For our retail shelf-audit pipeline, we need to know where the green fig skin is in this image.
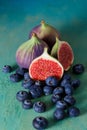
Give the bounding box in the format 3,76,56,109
16,33,48,69
51,38,74,71
29,21,60,50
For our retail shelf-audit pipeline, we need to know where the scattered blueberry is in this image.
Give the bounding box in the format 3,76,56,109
71,79,80,89
16,90,29,102
22,99,33,109
24,72,30,80
67,106,80,117
72,64,84,74
16,67,28,76
60,79,70,88
64,83,73,95
64,95,76,106
2,65,12,73
56,100,67,110
33,116,48,130
29,85,43,98
51,94,61,104
33,101,46,113
54,108,66,120
35,80,45,87
22,78,35,89
53,87,64,95
43,86,53,95
63,73,71,81
10,73,22,82
45,76,59,87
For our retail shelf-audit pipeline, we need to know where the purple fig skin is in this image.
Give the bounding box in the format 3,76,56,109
29,21,60,50
16,33,48,69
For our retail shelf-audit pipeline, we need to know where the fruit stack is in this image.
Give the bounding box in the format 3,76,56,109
2,21,85,130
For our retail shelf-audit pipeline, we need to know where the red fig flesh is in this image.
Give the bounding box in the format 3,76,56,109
29,48,64,81
51,38,74,71
58,41,74,71
29,21,60,50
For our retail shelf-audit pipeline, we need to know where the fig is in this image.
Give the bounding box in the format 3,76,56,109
29,47,64,81
51,38,74,71
16,33,48,69
29,20,60,50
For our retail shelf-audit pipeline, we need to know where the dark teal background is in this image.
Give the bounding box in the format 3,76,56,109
0,0,87,130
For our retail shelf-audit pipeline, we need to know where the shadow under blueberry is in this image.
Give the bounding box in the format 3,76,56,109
11,63,18,72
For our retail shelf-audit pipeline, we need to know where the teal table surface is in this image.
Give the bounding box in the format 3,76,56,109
0,1,87,130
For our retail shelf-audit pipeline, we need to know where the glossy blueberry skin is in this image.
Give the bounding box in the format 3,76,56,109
29,85,43,98
62,73,71,81
56,100,68,110
60,79,70,88
45,76,59,87
64,83,73,95
2,65,12,73
33,101,46,113
51,94,61,104
64,95,76,106
72,64,84,74
22,78,35,89
67,106,80,117
22,99,33,109
10,73,22,82
35,80,45,87
24,72,30,80
43,86,53,95
71,79,80,89
53,87,64,95
16,67,28,76
33,116,48,130
54,108,66,120
16,90,29,102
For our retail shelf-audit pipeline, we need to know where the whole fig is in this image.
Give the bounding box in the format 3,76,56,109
16,33,48,69
29,20,60,50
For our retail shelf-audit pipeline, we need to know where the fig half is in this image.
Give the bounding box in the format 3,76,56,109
51,38,74,71
29,47,64,81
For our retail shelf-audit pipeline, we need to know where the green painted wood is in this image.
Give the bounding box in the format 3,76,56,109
0,1,87,130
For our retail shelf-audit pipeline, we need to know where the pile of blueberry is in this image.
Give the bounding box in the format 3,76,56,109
2,64,85,129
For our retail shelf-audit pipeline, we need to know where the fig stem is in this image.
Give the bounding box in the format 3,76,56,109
41,20,45,25
32,32,36,37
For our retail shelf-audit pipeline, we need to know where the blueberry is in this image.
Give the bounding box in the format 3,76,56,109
22,99,33,109
56,100,68,110
71,79,80,89
43,86,53,95
16,90,29,102
45,76,59,87
67,106,80,117
33,116,48,130
51,94,61,104
63,73,71,81
24,72,30,80
64,83,73,95
72,64,84,74
64,95,76,106
54,108,66,120
29,85,43,98
35,80,45,87
33,101,46,113
22,78,35,89
10,73,22,82
16,67,28,76
53,87,64,95
2,65,12,73
60,79,70,87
